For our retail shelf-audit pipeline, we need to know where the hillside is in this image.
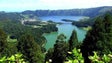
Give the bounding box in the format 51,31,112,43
0,6,112,63
22,6,112,17
0,12,22,22
0,6,112,23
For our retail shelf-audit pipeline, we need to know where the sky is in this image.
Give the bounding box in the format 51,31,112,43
0,0,112,12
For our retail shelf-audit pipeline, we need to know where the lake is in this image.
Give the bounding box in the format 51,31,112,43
39,16,82,23
39,16,87,50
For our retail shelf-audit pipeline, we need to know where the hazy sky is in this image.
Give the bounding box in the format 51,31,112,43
0,0,112,12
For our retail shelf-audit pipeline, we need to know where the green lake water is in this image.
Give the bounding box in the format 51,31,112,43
40,16,87,50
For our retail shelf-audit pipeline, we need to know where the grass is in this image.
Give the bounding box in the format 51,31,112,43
7,36,17,43
82,26,92,31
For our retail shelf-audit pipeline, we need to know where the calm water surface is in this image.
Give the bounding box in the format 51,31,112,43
40,16,87,50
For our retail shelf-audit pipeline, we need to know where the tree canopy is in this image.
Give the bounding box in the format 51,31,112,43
69,30,78,51
0,29,8,57
81,13,112,63
17,34,44,63
51,34,68,63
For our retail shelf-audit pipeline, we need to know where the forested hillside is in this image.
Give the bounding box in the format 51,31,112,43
22,6,112,17
0,6,112,63
0,10,58,63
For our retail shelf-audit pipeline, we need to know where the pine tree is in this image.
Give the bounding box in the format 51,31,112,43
45,48,53,62
81,13,112,63
52,34,68,63
17,34,44,63
69,30,78,51
0,29,8,57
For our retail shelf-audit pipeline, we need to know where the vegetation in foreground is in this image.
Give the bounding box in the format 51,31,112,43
0,13,112,63
45,13,112,63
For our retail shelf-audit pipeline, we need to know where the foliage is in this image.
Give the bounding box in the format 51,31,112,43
41,24,58,33
89,52,112,63
0,53,26,63
17,34,44,63
24,21,41,25
65,49,112,63
65,48,84,63
81,13,112,63
3,22,30,39
2,20,57,45
57,34,66,42
3,21,45,45
69,30,78,51
7,36,17,43
72,18,95,27
0,29,8,57
0,12,22,22
51,34,69,63
82,26,92,31
45,48,54,62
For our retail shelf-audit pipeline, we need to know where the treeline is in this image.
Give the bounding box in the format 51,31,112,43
72,12,112,27
0,13,58,63
0,12,23,22
1,21,44,45
0,11,58,44
24,21,58,33
1,13,112,63
45,30,79,63
45,13,112,63
0,29,44,63
0,10,112,63
0,11,59,62
22,6,112,17
81,13,112,63
2,21,57,44
72,17,95,27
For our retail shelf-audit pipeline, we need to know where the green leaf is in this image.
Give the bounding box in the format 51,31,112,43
102,54,110,62
0,56,6,62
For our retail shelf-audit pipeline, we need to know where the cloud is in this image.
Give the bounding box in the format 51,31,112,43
38,0,112,9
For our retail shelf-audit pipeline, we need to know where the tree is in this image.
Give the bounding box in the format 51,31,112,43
69,30,78,51
0,29,8,57
81,13,112,63
17,34,44,63
51,34,68,63
45,48,54,62
57,34,66,42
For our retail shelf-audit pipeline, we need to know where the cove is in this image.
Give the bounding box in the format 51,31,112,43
40,16,87,50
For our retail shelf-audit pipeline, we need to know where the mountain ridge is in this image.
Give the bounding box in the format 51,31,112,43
22,6,112,17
